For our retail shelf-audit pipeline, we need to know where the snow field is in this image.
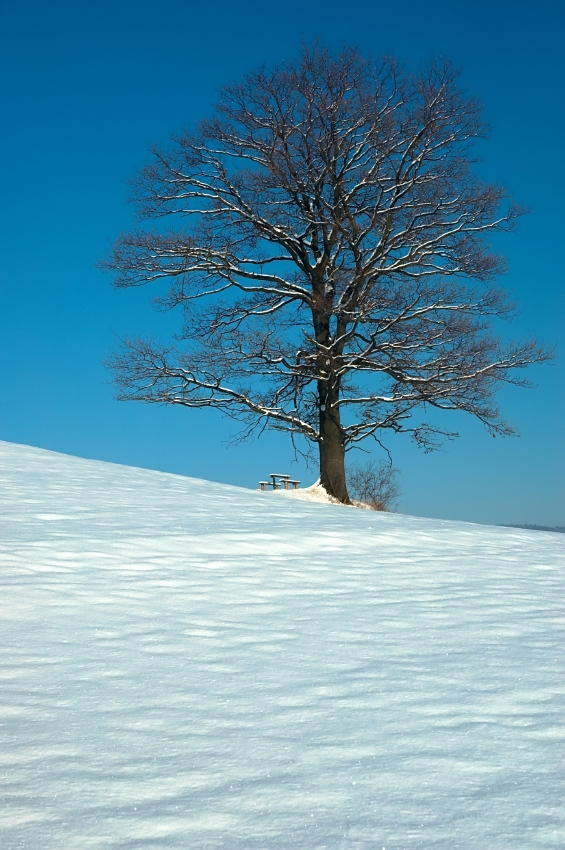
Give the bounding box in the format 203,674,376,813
0,440,563,849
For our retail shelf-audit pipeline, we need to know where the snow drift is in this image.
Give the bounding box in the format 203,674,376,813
0,440,563,849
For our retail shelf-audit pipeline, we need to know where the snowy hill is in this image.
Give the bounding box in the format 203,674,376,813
1,441,563,849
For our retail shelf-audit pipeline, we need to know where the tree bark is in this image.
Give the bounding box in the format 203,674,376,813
318,390,350,504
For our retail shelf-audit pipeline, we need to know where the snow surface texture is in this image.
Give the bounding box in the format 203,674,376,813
1,441,563,850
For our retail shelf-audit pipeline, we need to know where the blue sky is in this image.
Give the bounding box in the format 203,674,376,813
0,0,563,526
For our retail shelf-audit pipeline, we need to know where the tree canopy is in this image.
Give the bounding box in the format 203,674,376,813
103,45,550,502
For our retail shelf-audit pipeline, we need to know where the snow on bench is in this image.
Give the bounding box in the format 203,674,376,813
259,473,300,491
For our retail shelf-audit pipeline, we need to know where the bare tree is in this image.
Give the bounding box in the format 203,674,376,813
347,461,400,511
102,46,551,504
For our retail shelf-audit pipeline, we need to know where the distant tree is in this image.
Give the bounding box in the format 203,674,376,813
102,45,551,504
347,461,400,511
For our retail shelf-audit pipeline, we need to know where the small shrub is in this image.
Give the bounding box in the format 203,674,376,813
347,461,400,511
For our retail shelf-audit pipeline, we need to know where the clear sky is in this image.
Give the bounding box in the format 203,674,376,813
0,0,563,526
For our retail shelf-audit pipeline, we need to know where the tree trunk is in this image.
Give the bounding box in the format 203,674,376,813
318,398,350,504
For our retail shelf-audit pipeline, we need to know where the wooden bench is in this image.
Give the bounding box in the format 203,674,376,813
259,474,300,490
